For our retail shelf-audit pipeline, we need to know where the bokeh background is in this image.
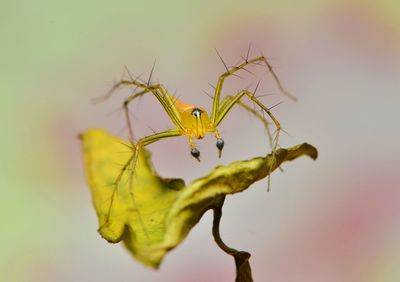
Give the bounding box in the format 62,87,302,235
2,0,400,281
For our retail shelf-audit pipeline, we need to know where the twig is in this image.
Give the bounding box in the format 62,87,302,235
212,196,253,282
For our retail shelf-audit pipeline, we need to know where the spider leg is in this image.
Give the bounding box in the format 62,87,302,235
216,90,281,148
211,55,295,123
216,95,283,172
218,95,274,150
105,128,181,239
121,85,184,144
97,80,185,237
215,90,282,191
94,80,184,139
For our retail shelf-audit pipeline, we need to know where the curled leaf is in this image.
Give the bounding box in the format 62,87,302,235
81,129,318,268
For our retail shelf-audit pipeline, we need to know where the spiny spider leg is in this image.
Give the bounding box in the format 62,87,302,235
104,129,181,238
211,55,295,123
233,99,285,173
104,154,134,225
218,95,274,149
97,77,186,238
98,80,184,132
216,90,281,147
215,90,283,191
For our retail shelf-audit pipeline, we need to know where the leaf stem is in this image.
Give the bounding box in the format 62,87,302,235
212,196,253,282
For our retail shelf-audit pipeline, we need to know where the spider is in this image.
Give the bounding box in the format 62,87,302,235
95,52,295,235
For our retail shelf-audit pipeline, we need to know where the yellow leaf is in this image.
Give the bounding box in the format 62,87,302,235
81,129,318,268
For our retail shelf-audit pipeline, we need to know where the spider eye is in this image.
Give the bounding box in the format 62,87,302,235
191,108,202,118
216,138,224,150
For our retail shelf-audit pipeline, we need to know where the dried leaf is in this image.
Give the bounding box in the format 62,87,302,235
81,129,318,268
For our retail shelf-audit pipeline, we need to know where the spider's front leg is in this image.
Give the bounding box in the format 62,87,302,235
214,90,283,191
122,83,184,142
215,90,282,151
211,56,269,123
94,78,185,142
219,95,275,150
210,55,295,123
105,129,182,238
132,129,183,172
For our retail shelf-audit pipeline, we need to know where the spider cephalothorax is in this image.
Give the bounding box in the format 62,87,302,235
178,104,214,142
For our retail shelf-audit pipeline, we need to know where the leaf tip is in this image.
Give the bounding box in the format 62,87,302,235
301,143,318,160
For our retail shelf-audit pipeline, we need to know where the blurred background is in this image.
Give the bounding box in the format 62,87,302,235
2,0,400,281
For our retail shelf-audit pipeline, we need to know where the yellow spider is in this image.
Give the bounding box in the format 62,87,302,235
95,52,295,234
